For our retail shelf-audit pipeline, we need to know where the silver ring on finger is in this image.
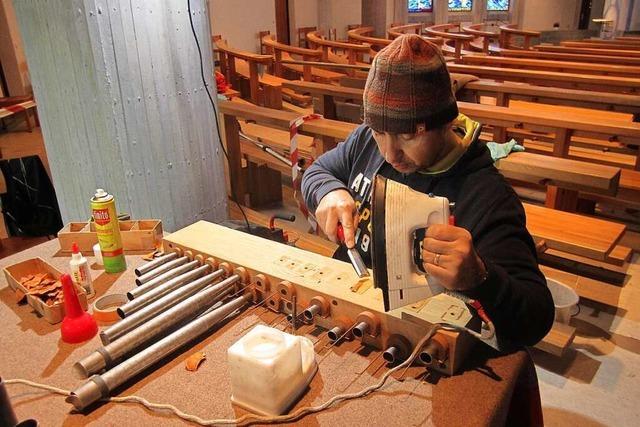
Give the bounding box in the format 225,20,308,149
434,253,441,266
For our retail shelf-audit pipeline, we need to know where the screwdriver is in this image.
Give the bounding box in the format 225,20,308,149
337,224,370,278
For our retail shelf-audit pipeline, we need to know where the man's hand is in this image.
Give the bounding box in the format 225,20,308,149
421,224,487,291
315,189,358,248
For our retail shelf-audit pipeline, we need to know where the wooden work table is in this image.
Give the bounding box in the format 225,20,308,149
1,239,539,426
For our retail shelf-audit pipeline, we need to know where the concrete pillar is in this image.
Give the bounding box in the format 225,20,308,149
433,0,448,24
362,0,387,37
473,0,487,24
13,0,227,231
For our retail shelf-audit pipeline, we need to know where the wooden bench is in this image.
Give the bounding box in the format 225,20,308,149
297,26,317,48
534,320,576,357
561,40,640,50
461,23,500,54
215,39,313,109
387,22,424,38
0,97,37,132
459,55,640,78
447,63,640,94
523,203,625,261
580,37,640,45
425,23,476,59
213,39,280,107
501,49,640,66
461,79,640,118
498,24,540,50
387,23,444,46
305,31,371,64
260,33,346,83
347,26,392,51
500,47,640,66
534,44,640,58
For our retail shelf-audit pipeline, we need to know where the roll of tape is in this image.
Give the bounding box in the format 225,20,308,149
92,293,128,323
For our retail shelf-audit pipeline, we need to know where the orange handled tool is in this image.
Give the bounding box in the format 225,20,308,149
337,224,369,278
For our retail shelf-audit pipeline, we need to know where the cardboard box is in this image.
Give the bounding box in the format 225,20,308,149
57,219,163,253
4,257,88,324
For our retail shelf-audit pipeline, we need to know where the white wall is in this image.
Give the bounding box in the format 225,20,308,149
208,0,276,52
311,0,362,39
331,0,361,38
520,0,581,31
289,0,319,44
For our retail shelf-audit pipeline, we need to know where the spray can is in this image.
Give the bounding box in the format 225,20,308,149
91,189,127,273
70,242,95,298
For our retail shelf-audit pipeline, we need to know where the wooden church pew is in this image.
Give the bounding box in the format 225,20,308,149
447,63,640,94
458,55,640,78
500,48,640,66
534,44,640,58
260,33,346,83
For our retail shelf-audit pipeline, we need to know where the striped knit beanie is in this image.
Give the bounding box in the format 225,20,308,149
363,34,458,133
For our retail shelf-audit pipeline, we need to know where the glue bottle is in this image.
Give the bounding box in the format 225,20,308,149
70,242,95,298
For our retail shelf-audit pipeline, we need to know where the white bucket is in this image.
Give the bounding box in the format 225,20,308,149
546,278,579,324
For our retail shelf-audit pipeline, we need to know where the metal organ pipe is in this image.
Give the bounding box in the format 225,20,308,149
100,269,226,345
134,252,179,276
67,294,252,410
135,256,189,286
75,274,241,378
128,260,201,299
118,265,211,318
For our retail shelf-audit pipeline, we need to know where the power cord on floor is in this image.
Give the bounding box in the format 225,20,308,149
5,324,440,426
186,0,250,232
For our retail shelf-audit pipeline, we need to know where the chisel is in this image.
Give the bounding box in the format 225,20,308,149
337,224,370,278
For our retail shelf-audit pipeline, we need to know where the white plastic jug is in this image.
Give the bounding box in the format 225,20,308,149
227,325,317,415
546,278,580,324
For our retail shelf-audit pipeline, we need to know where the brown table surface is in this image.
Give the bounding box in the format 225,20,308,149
1,239,531,426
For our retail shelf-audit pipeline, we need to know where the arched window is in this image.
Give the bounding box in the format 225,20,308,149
487,0,510,11
448,0,473,12
408,0,433,13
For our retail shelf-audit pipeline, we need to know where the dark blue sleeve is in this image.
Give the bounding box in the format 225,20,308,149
301,125,370,213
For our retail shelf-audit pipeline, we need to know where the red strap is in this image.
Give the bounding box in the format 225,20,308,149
4,104,26,113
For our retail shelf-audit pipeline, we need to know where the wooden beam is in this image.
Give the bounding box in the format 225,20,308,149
535,321,576,357
223,114,246,204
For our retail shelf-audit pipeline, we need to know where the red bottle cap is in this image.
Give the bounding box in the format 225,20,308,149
72,242,79,254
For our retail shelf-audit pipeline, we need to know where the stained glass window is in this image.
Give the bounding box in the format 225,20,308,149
448,0,472,12
408,0,433,13
487,0,509,11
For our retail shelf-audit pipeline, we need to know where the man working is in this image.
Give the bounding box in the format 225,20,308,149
301,34,554,347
